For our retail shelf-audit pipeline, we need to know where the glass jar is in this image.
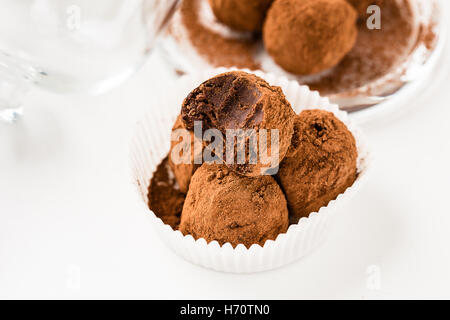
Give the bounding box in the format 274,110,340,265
0,0,179,122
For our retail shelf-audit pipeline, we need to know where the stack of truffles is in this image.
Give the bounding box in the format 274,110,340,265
148,71,358,248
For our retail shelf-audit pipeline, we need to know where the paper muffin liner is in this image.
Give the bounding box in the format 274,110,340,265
130,68,372,273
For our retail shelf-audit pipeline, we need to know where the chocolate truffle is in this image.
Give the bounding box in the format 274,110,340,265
148,157,185,230
168,115,202,193
209,0,273,32
347,0,383,16
277,110,357,223
181,71,295,176
263,0,358,75
179,164,289,248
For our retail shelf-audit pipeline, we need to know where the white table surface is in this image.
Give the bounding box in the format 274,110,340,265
1,23,450,300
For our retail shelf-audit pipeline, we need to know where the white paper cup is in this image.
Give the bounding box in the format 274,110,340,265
130,68,372,273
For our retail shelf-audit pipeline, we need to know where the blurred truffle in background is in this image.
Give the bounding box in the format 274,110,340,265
208,0,273,32
263,0,358,75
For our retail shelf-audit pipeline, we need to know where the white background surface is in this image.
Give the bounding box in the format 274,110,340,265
1,18,450,300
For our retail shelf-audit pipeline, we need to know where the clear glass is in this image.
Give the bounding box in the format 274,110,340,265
0,0,179,123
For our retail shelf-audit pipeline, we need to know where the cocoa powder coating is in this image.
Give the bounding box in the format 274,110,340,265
263,0,358,75
308,0,414,94
180,0,261,70
209,0,273,32
147,73,361,248
179,164,289,248
181,71,295,176
148,157,185,230
277,110,357,223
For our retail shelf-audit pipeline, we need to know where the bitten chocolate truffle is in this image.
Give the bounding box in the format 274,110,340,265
179,164,289,248
277,110,357,223
209,0,273,32
168,115,202,194
263,0,358,75
181,71,295,176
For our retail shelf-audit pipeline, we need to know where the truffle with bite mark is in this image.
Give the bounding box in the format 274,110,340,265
277,110,357,224
209,0,273,32
181,71,295,176
179,164,289,248
263,0,358,75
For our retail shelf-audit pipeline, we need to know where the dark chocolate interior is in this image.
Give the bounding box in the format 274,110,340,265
181,73,265,133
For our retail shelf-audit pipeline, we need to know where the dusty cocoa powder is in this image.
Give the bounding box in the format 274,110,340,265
180,0,261,70
307,0,415,94
209,0,273,32
263,0,358,75
179,164,289,248
148,157,185,230
277,110,357,223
